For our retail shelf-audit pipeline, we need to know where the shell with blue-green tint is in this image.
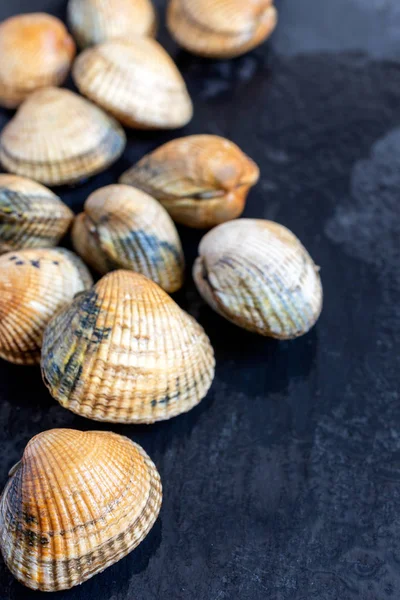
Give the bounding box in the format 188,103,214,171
41,270,215,423
193,219,323,339
72,184,185,293
0,175,74,254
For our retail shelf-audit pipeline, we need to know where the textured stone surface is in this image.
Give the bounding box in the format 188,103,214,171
0,1,399,598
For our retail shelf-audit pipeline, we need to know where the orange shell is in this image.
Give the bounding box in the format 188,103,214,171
167,0,277,59
0,248,93,365
0,13,76,109
0,429,162,591
120,135,260,228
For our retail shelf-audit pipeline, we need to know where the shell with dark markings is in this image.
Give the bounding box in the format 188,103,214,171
67,0,157,48
73,38,193,130
0,87,126,186
0,13,76,109
120,135,260,228
193,219,323,338
41,270,215,423
0,175,73,254
72,184,185,293
0,428,162,591
0,248,92,365
167,0,278,59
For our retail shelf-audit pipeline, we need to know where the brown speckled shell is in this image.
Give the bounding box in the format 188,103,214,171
120,135,259,228
193,219,323,338
67,0,157,48
0,13,76,109
73,38,193,129
0,175,73,254
0,87,126,186
0,248,93,365
0,429,162,591
72,184,185,293
167,0,277,59
41,270,215,423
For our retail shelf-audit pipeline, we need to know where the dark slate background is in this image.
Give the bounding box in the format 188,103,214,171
1,0,400,598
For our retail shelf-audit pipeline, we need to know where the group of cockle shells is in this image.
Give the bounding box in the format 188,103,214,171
0,0,323,594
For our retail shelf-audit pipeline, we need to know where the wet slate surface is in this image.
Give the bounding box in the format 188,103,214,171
1,1,400,599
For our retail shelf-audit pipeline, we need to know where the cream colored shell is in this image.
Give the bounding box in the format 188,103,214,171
0,13,76,108
167,0,278,59
41,270,215,423
67,0,157,48
193,219,323,338
73,38,193,129
0,248,93,365
0,175,73,254
0,429,162,591
120,135,260,228
72,184,185,293
0,87,126,186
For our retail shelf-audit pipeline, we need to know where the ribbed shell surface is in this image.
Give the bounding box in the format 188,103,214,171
67,0,157,48
73,39,193,129
0,87,126,186
167,0,278,59
0,429,162,591
72,184,184,292
120,135,260,228
0,175,74,254
193,219,323,339
0,248,93,365
0,13,76,108
41,270,215,423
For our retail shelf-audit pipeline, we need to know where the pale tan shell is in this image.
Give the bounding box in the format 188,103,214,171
0,428,162,591
0,13,76,109
193,219,323,338
41,270,215,423
0,175,73,254
167,0,278,59
72,184,185,292
73,38,193,129
120,135,260,228
0,87,126,186
0,248,93,365
67,0,157,48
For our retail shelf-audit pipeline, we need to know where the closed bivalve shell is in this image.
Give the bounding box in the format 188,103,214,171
67,0,157,48
72,184,184,293
0,87,126,186
167,0,278,59
73,39,193,130
0,429,162,591
41,270,215,423
0,175,73,254
193,219,323,339
0,248,93,365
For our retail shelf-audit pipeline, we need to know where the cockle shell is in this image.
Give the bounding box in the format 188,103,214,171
193,219,323,338
0,13,76,109
167,0,278,59
0,175,73,254
73,38,193,129
72,184,185,293
0,429,162,591
41,270,215,423
67,0,157,48
0,248,92,365
0,87,126,186
120,135,260,228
